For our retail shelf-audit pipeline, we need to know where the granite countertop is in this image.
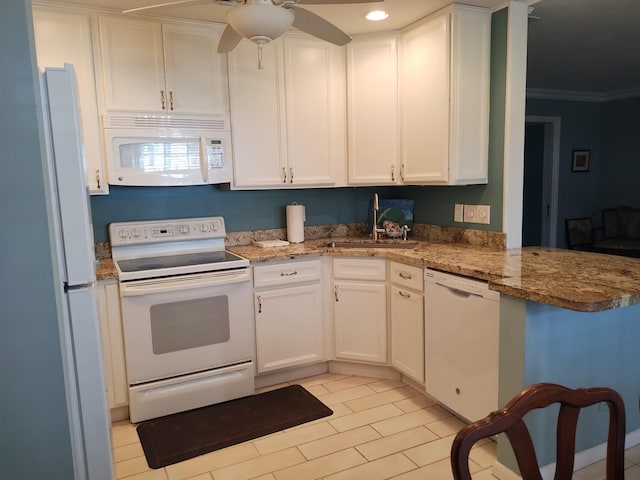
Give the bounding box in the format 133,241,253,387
227,238,640,313
95,237,640,313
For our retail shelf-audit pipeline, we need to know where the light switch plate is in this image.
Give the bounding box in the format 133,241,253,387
463,205,477,223
454,204,464,222
476,205,491,225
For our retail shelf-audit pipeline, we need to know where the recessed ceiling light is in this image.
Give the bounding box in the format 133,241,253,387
366,10,389,22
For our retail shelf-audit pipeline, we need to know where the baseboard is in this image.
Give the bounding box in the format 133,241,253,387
328,360,401,380
254,362,329,389
110,405,129,423
492,427,640,480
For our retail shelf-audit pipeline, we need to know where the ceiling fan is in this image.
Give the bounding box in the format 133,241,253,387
123,0,378,54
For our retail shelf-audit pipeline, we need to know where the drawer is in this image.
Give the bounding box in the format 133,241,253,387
253,259,322,289
389,262,423,292
332,257,386,281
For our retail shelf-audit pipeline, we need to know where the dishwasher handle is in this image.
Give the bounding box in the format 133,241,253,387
435,281,482,298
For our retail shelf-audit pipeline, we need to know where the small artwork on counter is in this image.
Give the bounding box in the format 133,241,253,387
368,199,414,237
571,149,590,172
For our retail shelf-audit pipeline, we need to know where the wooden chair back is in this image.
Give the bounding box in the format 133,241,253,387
450,383,626,480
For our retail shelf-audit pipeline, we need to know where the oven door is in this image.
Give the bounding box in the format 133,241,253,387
119,268,254,385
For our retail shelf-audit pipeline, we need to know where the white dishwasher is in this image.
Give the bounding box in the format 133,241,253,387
424,268,500,422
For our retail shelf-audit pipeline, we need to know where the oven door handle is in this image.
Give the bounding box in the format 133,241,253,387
120,270,250,296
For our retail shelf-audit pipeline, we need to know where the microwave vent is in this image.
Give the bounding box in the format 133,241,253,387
104,114,227,131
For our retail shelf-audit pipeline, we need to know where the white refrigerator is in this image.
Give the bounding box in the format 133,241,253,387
41,64,114,479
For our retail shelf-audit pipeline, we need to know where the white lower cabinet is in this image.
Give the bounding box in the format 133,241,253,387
253,259,325,374
95,280,128,409
332,258,387,364
389,262,424,383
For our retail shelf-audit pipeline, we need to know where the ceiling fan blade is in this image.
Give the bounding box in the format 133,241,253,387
296,0,376,4
289,6,351,46
217,23,243,53
122,0,210,14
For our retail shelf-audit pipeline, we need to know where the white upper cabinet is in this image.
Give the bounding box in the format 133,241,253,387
401,5,490,185
228,33,346,189
346,33,400,185
33,7,108,195
98,16,228,119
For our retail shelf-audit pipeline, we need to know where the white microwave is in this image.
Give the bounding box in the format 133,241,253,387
103,114,232,187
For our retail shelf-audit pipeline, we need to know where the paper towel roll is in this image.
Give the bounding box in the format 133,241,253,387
286,204,305,243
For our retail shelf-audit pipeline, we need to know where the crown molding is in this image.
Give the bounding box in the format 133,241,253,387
527,87,640,103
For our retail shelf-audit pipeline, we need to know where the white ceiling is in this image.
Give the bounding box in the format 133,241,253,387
526,0,640,96
39,0,638,97
38,0,505,36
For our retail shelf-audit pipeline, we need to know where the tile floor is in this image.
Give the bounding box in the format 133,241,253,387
111,373,640,480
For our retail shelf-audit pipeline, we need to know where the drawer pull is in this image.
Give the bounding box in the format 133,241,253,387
280,271,298,277
399,272,412,280
399,290,411,299
334,285,339,302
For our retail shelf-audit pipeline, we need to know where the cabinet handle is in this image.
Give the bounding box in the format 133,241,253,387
169,90,174,111
95,169,101,189
334,285,339,302
280,271,298,277
391,165,395,182
289,167,294,184
400,164,405,182
399,272,412,280
257,295,262,314
160,90,165,110
282,167,287,183
398,290,411,299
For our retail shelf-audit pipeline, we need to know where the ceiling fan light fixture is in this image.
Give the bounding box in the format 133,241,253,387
365,10,389,22
227,4,294,45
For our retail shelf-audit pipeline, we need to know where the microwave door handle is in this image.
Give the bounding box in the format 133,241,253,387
199,135,208,183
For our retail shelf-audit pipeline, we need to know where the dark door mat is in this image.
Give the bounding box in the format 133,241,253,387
136,384,333,469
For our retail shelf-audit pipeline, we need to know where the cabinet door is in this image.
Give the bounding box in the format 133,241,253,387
390,285,424,383
96,282,128,409
347,34,399,185
401,13,450,183
162,22,228,117
99,16,166,112
283,35,344,187
333,280,387,364
228,39,286,187
33,8,107,194
255,284,324,373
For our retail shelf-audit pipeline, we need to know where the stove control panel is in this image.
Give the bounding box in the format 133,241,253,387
110,217,226,246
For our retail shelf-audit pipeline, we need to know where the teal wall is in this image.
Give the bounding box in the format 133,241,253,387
499,297,640,471
0,0,75,478
90,9,509,243
526,95,640,247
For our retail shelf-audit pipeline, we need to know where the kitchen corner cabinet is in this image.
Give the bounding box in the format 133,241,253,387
346,33,400,185
253,259,325,374
95,280,128,409
98,16,228,118
332,258,387,364
389,262,424,384
400,4,490,185
33,7,108,194
228,33,346,189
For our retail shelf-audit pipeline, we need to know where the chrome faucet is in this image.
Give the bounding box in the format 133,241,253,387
372,193,385,241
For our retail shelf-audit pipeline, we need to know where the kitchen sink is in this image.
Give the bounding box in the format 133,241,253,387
326,240,419,249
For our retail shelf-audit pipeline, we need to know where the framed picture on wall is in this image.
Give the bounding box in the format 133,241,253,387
571,150,591,172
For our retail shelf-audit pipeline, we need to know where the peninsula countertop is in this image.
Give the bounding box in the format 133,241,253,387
95,237,640,313
226,238,640,313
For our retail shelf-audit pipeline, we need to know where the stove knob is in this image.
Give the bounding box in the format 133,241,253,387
131,228,141,238
199,224,209,232
211,222,219,231
119,229,129,239
178,225,189,234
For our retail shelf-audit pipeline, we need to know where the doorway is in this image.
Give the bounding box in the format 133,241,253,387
523,115,560,247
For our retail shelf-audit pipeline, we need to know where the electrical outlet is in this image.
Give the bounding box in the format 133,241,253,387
454,204,464,222
476,205,491,225
463,205,477,222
